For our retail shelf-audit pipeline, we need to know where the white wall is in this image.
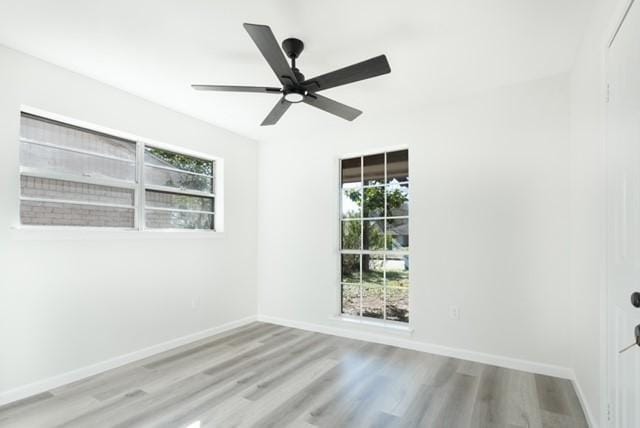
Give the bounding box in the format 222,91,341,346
0,45,258,398
0,13,615,421
568,0,625,425
258,74,573,371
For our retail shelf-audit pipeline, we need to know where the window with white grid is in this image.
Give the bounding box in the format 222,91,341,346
19,112,217,231
340,149,409,323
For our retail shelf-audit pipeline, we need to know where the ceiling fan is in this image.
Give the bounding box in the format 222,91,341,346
192,23,391,126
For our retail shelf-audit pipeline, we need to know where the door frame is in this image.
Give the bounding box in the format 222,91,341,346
604,1,638,426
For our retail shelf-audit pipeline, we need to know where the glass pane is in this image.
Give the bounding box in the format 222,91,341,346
363,153,385,186
20,200,134,227
146,190,214,212
21,114,136,160
362,286,384,319
363,220,385,250
145,209,214,229
387,149,408,183
386,183,409,217
21,176,134,206
387,218,409,250
363,187,384,218
145,147,213,176
341,254,361,283
144,166,213,193
362,255,384,287
341,157,361,185
386,287,409,322
341,184,361,219
385,255,409,288
21,142,136,182
341,284,360,316
341,220,361,250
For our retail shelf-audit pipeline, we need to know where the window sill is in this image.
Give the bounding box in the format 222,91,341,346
329,315,414,336
9,225,225,241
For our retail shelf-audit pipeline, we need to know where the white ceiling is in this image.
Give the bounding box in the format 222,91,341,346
0,0,593,143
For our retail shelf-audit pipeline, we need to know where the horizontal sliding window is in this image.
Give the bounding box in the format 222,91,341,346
19,112,219,231
339,149,409,323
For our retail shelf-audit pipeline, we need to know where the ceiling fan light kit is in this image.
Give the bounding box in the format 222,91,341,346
192,23,391,126
283,90,305,103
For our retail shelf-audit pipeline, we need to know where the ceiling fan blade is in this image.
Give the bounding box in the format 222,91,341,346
303,93,362,121
243,23,298,87
261,98,291,126
192,84,281,94
302,55,391,92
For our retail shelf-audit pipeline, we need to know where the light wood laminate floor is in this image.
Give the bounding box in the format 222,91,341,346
0,322,588,427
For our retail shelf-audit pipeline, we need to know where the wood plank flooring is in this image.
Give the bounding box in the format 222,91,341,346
0,322,588,427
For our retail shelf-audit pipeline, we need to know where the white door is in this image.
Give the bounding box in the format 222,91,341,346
607,1,640,426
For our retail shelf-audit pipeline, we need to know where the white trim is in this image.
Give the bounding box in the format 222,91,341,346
20,196,135,210
144,162,214,179
0,315,257,407
20,137,136,164
340,144,410,160
383,153,388,320
9,225,225,240
361,181,409,191
603,3,637,426
340,249,409,256
330,314,413,335
341,215,409,221
144,184,215,199
256,314,575,380
571,371,599,428
340,282,408,291
140,228,218,234
20,167,137,190
136,140,145,230
144,206,214,215
213,158,224,233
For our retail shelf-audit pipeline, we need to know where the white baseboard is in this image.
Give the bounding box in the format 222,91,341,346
0,315,257,407
257,314,574,380
570,371,598,428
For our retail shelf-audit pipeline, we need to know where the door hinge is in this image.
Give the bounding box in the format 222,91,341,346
606,83,610,103
607,402,612,421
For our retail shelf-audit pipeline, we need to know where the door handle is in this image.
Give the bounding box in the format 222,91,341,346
619,324,640,354
632,292,640,308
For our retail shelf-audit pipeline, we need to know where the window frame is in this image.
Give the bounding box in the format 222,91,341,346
337,147,410,328
141,144,216,231
16,107,223,234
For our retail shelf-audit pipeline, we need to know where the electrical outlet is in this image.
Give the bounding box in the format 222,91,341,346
450,306,460,320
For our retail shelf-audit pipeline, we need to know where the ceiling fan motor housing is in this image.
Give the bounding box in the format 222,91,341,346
282,38,304,59
282,38,306,83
